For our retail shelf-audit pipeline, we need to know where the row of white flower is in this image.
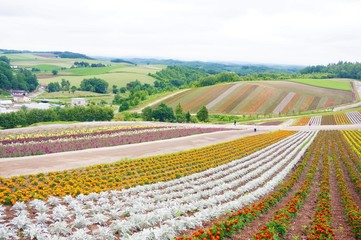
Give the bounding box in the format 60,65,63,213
0,131,318,240
346,111,361,124
308,116,321,126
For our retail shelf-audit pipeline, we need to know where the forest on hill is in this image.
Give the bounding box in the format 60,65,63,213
300,61,361,79
0,56,38,93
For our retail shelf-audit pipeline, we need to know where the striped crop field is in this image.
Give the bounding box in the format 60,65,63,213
158,81,353,114
293,112,361,126
2,129,361,239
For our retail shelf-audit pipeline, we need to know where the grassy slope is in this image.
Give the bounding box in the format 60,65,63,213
288,78,352,91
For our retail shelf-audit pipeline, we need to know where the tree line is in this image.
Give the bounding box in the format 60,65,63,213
0,56,39,92
300,61,361,79
0,105,114,129
141,103,208,123
47,78,108,94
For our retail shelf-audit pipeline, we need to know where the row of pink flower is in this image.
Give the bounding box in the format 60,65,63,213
0,127,230,158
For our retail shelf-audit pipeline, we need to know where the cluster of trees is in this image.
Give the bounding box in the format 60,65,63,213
0,56,39,92
47,79,77,93
72,61,106,68
300,61,361,79
0,105,114,129
113,80,158,111
80,78,108,93
150,66,208,90
141,103,208,123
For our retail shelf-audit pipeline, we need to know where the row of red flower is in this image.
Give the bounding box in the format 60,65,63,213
0,127,229,158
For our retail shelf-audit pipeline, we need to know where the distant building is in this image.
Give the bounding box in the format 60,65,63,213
71,98,88,106
12,90,31,103
13,96,31,103
12,90,26,96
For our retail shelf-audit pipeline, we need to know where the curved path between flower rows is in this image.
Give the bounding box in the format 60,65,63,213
0,122,360,178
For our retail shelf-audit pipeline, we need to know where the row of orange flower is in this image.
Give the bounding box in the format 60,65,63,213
0,130,295,205
308,135,334,239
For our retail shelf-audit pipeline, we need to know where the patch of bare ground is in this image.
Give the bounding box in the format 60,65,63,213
284,160,322,239
329,161,356,240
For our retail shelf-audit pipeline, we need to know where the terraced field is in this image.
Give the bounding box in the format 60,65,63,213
158,81,353,115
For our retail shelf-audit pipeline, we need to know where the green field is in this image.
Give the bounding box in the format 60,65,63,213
0,53,164,88
288,78,352,91
62,66,125,76
35,90,114,104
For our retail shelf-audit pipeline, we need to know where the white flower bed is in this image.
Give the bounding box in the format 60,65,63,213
308,116,321,126
346,111,361,124
0,131,318,240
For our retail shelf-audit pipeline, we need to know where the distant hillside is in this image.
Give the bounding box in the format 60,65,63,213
0,49,93,59
110,59,135,64
121,58,302,75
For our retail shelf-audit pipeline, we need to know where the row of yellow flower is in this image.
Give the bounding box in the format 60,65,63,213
292,117,310,126
0,130,295,205
334,113,352,125
342,130,361,162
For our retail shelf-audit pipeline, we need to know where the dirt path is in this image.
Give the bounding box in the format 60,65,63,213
0,129,267,178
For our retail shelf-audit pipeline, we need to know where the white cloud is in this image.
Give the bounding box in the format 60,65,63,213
0,0,360,65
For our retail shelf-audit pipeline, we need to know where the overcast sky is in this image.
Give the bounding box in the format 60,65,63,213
0,0,360,65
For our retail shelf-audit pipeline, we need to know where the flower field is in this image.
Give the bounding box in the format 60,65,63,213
158,81,353,115
181,130,361,240
292,111,361,126
0,126,231,158
1,128,361,239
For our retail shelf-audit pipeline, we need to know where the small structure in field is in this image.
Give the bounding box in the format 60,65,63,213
71,98,88,106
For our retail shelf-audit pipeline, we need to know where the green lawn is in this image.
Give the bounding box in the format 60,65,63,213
62,66,126,76
288,78,352,91
32,64,63,71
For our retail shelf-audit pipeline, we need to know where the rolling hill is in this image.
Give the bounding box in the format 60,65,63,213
156,80,354,115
